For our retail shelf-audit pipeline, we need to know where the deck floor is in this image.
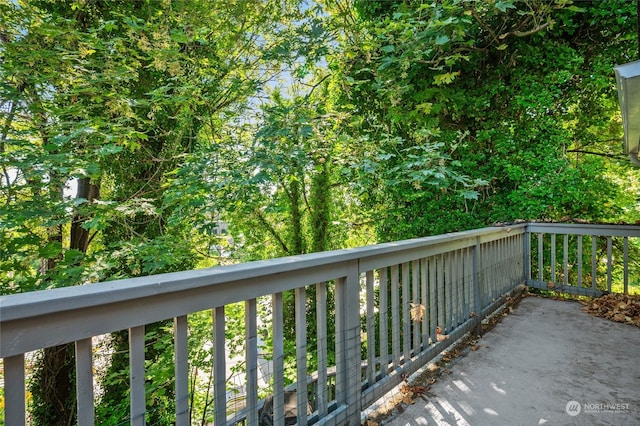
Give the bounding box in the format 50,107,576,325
386,296,640,426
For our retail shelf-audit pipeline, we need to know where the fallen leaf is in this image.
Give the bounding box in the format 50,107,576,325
410,303,426,322
470,345,479,351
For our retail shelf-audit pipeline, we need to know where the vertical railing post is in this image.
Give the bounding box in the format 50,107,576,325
316,282,329,417
129,325,146,426
246,298,259,426
472,237,482,334
401,262,410,363
213,307,227,426
4,354,26,426
76,337,95,426
335,260,362,423
623,237,629,295
174,316,189,426
272,293,285,425
550,234,556,287
294,287,308,426
523,225,531,284
365,271,376,387
379,268,389,377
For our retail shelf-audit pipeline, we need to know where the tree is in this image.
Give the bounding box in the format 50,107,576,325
331,0,638,241
1,0,308,423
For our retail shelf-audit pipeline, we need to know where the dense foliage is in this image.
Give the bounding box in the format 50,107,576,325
1,0,638,424
337,0,640,239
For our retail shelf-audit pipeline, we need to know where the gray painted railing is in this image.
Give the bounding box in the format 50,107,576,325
526,223,640,297
1,223,637,425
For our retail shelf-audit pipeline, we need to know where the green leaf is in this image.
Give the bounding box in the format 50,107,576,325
39,242,62,258
435,35,450,45
433,71,460,85
460,190,479,200
98,144,123,155
494,1,516,13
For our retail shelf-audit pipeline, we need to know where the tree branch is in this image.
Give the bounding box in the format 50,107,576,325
566,149,627,160
513,21,551,37
253,208,290,254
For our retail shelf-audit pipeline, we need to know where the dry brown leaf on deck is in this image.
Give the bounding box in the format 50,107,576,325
436,326,449,342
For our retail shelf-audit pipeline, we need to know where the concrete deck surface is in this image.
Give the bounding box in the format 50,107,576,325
387,296,640,426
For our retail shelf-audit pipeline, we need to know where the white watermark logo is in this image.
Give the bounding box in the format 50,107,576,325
566,400,631,416
566,400,581,416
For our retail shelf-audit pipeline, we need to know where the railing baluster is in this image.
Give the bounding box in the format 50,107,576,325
445,252,452,330
524,227,531,282
390,265,400,368
429,257,437,343
412,260,420,355
464,246,470,317
5,354,25,426
295,287,308,426
537,233,544,283
457,250,463,322
550,234,556,287
591,236,597,291
174,316,189,426
379,268,389,377
272,293,285,425
607,236,613,292
464,247,470,320
437,254,445,334
577,235,583,288
450,251,457,328
470,245,477,317
246,298,259,426
402,262,410,363
316,282,328,416
623,237,629,294
420,258,428,350
497,240,503,293
563,234,569,287
365,271,376,386
473,238,481,333
494,241,499,295
129,325,145,426
455,250,464,325
483,242,490,299
502,239,507,290
76,337,94,426
213,307,226,425
496,241,501,294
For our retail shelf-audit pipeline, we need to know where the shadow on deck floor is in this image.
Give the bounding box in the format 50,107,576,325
386,296,640,426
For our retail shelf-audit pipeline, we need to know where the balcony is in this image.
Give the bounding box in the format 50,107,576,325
1,222,639,425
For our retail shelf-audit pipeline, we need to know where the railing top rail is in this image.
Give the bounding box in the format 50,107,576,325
0,225,524,322
526,222,640,237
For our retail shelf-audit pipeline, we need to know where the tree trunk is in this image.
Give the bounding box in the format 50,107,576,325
31,177,99,426
70,177,100,252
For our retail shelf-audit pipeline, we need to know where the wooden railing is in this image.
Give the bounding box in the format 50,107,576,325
526,223,640,296
1,223,637,425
